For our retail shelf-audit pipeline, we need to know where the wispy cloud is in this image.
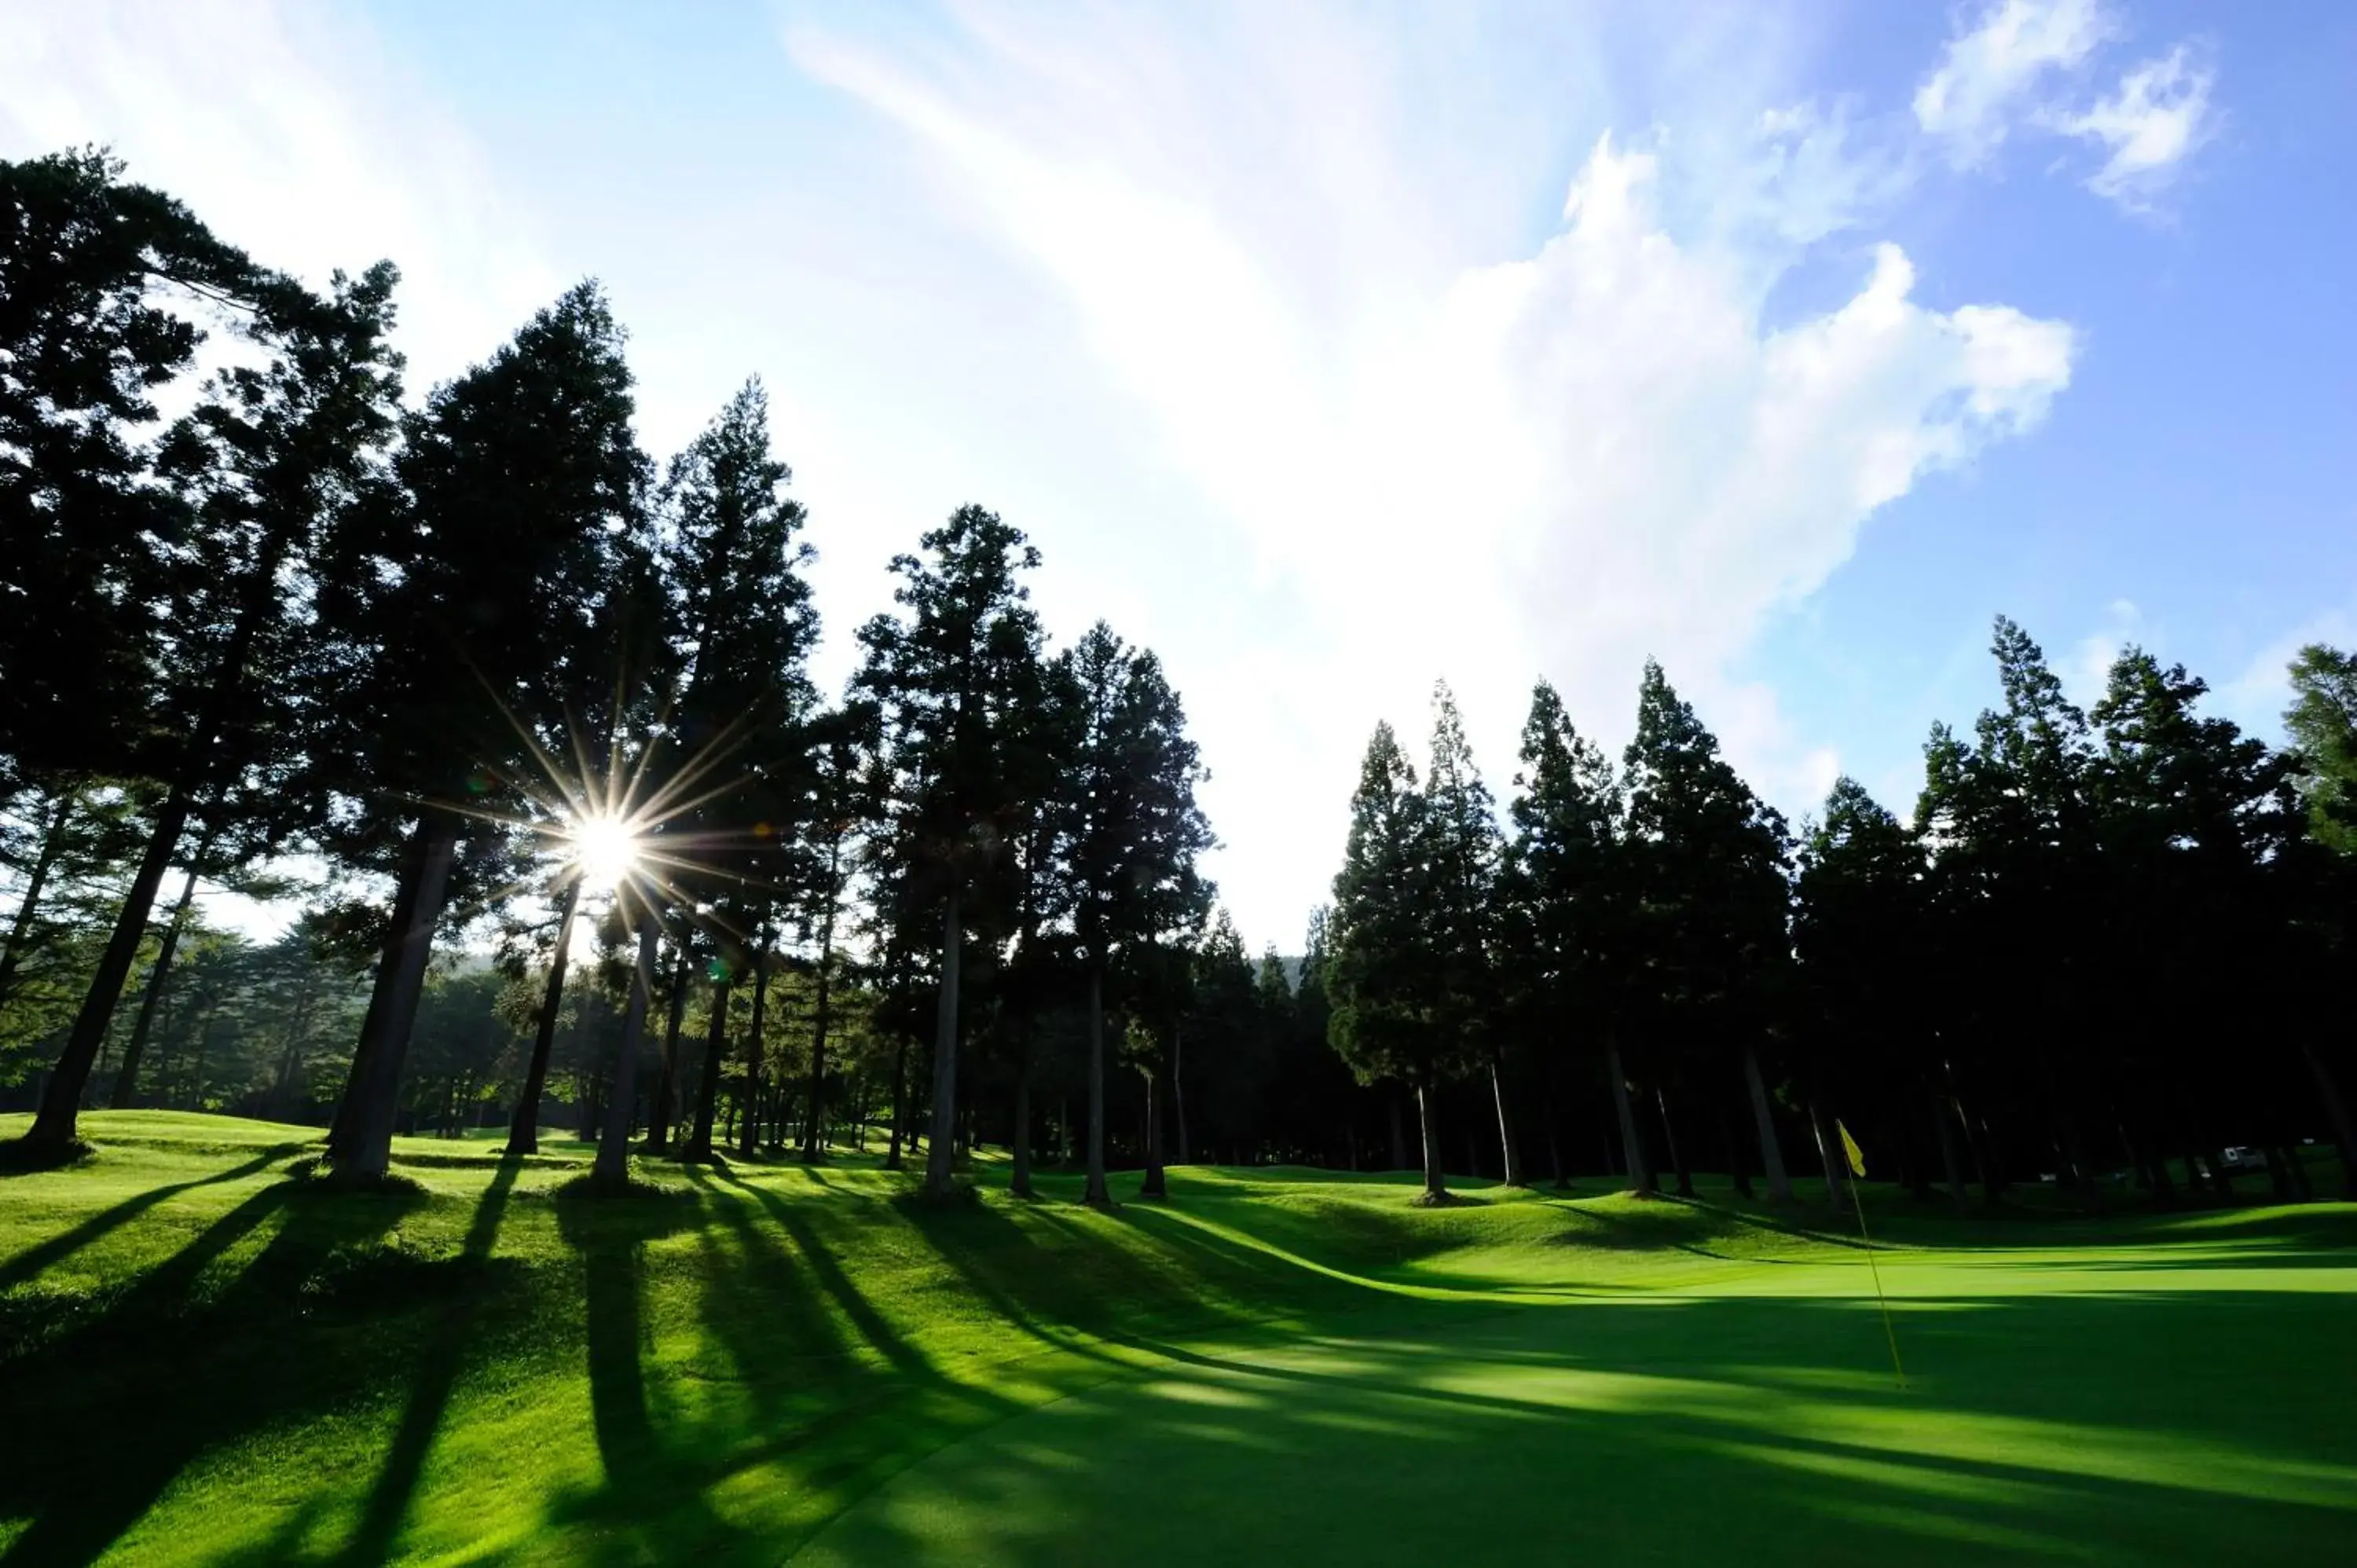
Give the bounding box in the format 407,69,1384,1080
790,6,2076,946
1914,0,2115,167
1910,0,2219,214
0,0,559,393
2055,46,2218,212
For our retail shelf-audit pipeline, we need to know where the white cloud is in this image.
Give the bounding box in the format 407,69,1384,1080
1914,0,2114,167
2054,46,2216,211
2066,597,2145,709
2218,610,2357,741
793,16,2076,951
0,0,560,395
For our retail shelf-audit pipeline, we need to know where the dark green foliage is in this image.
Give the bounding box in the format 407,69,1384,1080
2285,644,2357,853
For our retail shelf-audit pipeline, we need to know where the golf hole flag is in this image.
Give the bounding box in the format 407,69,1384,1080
1836,1119,1906,1390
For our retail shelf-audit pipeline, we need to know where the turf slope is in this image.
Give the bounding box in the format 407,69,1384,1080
2,1112,2352,1566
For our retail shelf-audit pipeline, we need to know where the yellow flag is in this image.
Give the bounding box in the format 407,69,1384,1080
1838,1119,1867,1179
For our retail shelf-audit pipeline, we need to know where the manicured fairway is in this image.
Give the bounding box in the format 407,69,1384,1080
2,1113,2352,1567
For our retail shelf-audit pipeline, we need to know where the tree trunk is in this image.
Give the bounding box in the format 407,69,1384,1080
26,527,296,1151
1415,1077,1448,1203
335,812,462,1179
646,948,688,1152
1726,1099,1754,1200
685,979,731,1160
112,836,216,1109
922,890,963,1199
1010,1055,1034,1198
269,967,320,1120
740,930,771,1160
1809,1096,1847,1205
1541,1079,1567,1189
23,776,196,1149
1172,1023,1190,1166
1083,960,1112,1205
508,874,583,1156
1935,1094,1971,1214
2298,1040,2357,1200
593,917,661,1189
885,1035,907,1170
1140,1068,1167,1199
801,868,838,1161
1656,1086,1694,1197
0,789,73,1009
1742,1042,1794,1204
1490,1056,1526,1186
1607,1037,1655,1194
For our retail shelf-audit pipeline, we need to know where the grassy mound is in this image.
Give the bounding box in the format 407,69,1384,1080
2,1111,2354,1566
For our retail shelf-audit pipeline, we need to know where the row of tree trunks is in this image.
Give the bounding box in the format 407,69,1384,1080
0,790,75,1010
1010,1057,1035,1198
684,975,731,1160
801,860,838,1161
24,775,198,1148
739,930,771,1160
108,823,220,1109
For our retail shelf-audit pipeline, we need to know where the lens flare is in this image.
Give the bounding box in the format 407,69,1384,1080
569,814,643,891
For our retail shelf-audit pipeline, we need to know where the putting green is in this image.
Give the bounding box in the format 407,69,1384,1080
796,1246,2357,1566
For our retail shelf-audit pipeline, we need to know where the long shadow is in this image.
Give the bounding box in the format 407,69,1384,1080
553,1191,759,1568
795,1280,2357,1568
0,1181,420,1568
712,1169,940,1385
677,1167,860,1427
334,1157,524,1566
0,1145,306,1292
892,1196,1139,1376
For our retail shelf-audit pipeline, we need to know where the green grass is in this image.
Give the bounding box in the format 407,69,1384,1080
2,1112,2353,1566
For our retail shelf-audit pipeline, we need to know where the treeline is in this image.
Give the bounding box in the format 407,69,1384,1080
1323,634,2357,1205
0,148,1226,1194
7,147,2355,1211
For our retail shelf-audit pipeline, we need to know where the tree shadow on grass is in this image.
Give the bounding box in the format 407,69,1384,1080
332,1156,525,1566
795,1288,2357,1568
676,1166,860,1429
0,1180,423,1568
0,1144,307,1293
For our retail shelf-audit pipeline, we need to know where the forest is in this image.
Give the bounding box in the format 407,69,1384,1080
5,145,2356,1218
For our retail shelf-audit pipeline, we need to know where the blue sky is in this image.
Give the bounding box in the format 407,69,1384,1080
4,0,2352,953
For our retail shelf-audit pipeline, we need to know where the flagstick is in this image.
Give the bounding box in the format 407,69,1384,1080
1846,1177,1907,1391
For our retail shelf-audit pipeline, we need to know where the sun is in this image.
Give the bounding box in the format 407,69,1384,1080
568,813,644,891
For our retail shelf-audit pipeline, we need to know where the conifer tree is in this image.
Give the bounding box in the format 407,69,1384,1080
1050,623,1214,1205
1,149,261,794
1420,684,1516,1183
854,506,1047,1199
1501,681,1637,1189
317,282,648,1181
1621,661,1792,1200
24,262,403,1152
1326,721,1467,1202
1794,779,1940,1204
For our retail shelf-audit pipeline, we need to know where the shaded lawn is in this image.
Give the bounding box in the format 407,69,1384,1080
0,1112,2352,1567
